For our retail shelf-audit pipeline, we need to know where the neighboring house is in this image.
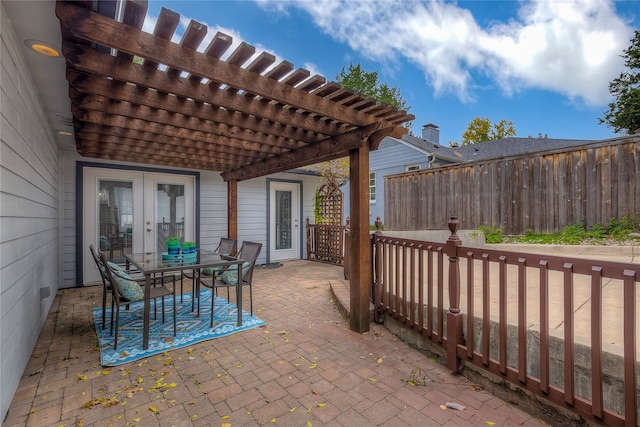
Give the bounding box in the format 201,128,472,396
342,123,460,225
1,4,325,419
448,136,597,163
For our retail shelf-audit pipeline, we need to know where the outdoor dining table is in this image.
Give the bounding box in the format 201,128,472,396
124,250,245,350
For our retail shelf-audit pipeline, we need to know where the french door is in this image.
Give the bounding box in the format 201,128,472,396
83,168,195,284
269,181,300,261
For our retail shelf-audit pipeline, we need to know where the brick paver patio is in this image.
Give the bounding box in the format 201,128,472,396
3,260,545,426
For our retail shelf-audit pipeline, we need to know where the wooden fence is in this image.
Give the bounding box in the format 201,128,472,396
384,136,640,234
306,218,346,265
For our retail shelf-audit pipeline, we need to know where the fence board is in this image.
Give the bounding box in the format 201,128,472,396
384,137,639,234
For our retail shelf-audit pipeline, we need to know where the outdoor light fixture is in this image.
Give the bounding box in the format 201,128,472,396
24,39,61,57
57,131,73,136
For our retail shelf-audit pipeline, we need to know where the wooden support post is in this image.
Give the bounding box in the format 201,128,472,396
349,145,371,333
227,180,238,242
445,216,464,372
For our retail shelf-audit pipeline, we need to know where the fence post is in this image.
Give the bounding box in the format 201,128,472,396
372,217,383,323
344,217,351,279
445,216,464,372
306,217,311,260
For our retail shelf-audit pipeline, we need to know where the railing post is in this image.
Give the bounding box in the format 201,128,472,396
372,217,383,322
344,217,351,279
445,216,464,372
306,217,311,260
374,216,383,235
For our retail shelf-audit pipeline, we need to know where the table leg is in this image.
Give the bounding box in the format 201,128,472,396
143,273,151,350
237,262,243,326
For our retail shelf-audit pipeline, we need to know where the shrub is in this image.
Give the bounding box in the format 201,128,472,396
607,216,638,241
479,225,503,243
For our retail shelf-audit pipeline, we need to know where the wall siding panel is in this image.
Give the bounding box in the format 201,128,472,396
1,8,60,420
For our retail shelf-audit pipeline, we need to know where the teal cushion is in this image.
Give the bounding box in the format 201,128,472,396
112,270,144,301
202,265,224,276
220,262,252,285
107,261,124,271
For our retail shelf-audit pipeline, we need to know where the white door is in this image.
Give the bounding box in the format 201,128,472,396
269,182,300,261
83,168,195,284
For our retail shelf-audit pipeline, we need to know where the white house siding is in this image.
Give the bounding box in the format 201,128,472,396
343,138,430,225
1,7,61,421
59,153,321,285
239,172,319,264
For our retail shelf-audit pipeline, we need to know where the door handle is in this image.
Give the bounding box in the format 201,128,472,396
147,228,153,232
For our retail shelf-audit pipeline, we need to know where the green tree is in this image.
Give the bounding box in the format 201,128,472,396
599,30,640,135
336,63,411,120
450,117,516,147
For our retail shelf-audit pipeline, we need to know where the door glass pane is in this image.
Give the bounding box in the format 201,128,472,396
156,183,185,253
276,190,292,250
98,180,133,263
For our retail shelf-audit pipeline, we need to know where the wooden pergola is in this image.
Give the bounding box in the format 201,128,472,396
55,0,414,332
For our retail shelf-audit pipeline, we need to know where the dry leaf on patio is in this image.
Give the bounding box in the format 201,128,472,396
76,374,88,381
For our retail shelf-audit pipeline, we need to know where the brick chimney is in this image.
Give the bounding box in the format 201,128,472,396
422,123,440,145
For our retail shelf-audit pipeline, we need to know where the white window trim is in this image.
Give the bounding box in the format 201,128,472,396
369,171,376,203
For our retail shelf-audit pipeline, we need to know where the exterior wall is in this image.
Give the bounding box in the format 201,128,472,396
240,172,319,264
1,8,61,420
343,138,430,225
61,153,321,285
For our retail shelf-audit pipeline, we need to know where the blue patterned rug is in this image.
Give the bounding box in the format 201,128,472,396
92,290,264,366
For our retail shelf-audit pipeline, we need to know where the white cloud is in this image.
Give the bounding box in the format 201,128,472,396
272,0,635,106
142,9,323,85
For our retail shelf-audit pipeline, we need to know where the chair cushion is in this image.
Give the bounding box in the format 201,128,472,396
220,262,252,285
113,270,145,301
202,265,224,276
107,261,124,271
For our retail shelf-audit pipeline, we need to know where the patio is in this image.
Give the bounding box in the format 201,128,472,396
3,260,541,427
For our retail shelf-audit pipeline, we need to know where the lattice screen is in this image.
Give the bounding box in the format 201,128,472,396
317,183,343,225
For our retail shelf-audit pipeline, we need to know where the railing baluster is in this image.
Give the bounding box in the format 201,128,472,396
590,266,603,419
563,262,575,406
437,247,444,343
482,253,490,366
466,252,475,360
499,255,507,375
418,244,424,332
517,257,527,384
427,245,434,336
622,269,637,427
540,260,549,394
410,243,416,327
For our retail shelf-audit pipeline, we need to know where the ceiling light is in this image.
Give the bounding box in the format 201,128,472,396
24,39,61,57
57,131,73,136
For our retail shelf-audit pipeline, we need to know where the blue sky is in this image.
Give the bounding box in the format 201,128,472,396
143,0,639,146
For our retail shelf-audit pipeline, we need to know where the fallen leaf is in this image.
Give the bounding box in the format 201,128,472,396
307,421,312,427
189,414,198,421
439,405,447,410
486,422,495,426
149,406,158,414
221,424,231,427
368,377,377,382
76,374,88,381
376,357,383,364
289,407,296,412
317,403,326,407
222,415,230,419
271,418,277,423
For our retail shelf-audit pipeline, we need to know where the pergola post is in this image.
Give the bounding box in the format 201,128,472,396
228,180,238,242
348,145,371,333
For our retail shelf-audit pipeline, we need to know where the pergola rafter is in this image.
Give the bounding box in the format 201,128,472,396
55,0,414,332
